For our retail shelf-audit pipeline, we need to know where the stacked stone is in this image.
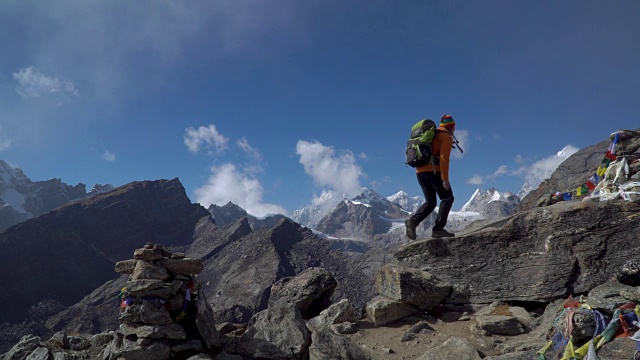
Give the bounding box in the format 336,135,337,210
104,242,217,360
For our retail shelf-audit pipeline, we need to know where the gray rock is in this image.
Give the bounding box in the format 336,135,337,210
215,322,236,335
330,322,358,335
365,296,418,326
616,260,640,286
588,282,636,314
476,316,524,336
67,336,90,351
118,323,186,340
238,303,311,360
90,332,115,348
400,332,416,342
196,292,221,351
119,299,174,325
375,264,451,310
572,308,596,342
308,327,371,360
124,279,175,299
157,258,204,275
25,347,50,360
115,259,138,274
49,332,68,349
171,339,205,354
621,286,640,302
130,260,170,281
307,299,356,330
3,335,40,360
134,248,165,262
269,267,337,319
104,337,171,360
400,321,433,342
475,302,533,328
416,337,481,360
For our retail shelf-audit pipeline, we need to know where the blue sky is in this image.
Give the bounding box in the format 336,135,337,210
1,1,639,216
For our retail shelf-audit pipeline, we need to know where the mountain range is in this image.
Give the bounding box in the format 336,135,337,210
0,160,114,232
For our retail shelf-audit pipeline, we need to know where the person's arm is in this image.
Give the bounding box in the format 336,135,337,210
439,133,454,184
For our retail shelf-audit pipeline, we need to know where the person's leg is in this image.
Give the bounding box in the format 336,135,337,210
406,172,437,240
432,177,454,232
412,172,437,224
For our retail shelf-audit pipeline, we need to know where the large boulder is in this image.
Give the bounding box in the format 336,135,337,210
365,296,418,326
237,303,311,360
375,264,451,310
396,200,640,304
308,327,371,360
307,299,356,330
269,267,338,319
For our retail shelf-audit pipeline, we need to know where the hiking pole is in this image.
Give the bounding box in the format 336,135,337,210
451,133,464,154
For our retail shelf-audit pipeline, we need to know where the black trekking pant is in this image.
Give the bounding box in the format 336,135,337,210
412,171,454,231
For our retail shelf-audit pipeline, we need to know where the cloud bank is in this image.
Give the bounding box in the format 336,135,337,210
194,163,286,217
296,140,364,197
465,144,580,193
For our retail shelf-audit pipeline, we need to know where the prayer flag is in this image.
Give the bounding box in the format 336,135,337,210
586,181,596,190
563,192,572,201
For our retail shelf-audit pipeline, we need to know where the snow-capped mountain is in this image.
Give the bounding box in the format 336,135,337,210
387,191,424,213
314,188,410,243
460,188,520,218
291,190,344,228
0,160,114,231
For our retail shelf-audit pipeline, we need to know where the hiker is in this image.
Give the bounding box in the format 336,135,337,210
405,114,457,240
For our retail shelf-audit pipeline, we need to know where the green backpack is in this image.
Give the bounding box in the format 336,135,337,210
405,119,437,168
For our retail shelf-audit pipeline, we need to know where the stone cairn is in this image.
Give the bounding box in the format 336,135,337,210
103,242,220,360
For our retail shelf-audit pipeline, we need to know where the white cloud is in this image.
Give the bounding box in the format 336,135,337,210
487,165,508,179
184,125,229,154
467,175,484,185
194,163,286,217
517,145,579,188
237,137,262,161
296,140,364,197
452,129,468,159
359,152,367,159
102,151,116,162
12,66,79,99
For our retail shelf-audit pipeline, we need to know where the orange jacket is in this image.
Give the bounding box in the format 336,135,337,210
416,127,454,181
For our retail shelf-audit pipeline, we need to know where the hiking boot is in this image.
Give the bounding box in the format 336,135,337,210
405,218,417,240
432,229,455,238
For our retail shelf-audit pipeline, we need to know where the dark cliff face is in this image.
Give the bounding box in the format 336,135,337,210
0,178,209,323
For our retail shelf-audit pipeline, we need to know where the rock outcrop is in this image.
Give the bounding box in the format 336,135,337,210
396,199,640,304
